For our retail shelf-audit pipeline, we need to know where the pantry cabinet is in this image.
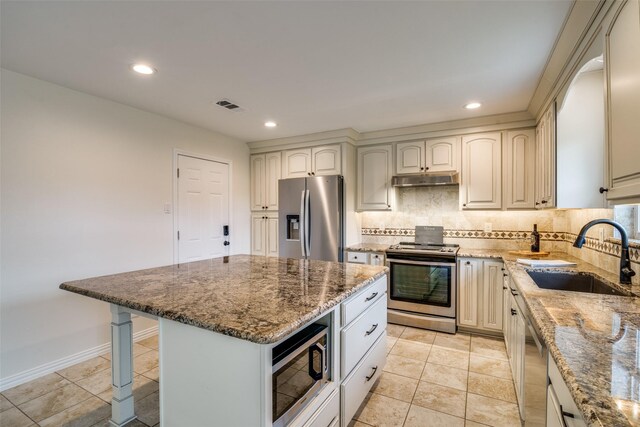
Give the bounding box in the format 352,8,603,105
504,129,536,209
461,132,502,209
458,258,504,332
357,145,393,211
535,104,556,209
283,145,341,178
250,213,278,256
604,0,640,203
250,153,281,211
395,137,458,174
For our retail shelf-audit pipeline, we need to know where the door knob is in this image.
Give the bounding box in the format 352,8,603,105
224,241,230,246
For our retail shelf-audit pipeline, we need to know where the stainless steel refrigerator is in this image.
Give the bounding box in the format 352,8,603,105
278,175,344,262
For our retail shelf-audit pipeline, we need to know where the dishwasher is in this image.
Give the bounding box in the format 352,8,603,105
514,289,548,426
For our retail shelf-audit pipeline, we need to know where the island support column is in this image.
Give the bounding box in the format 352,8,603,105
109,304,136,426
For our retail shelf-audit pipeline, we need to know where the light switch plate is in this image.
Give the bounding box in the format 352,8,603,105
484,222,493,232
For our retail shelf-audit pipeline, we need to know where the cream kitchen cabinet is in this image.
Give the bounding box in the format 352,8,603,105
357,145,393,211
283,145,342,178
535,104,556,209
458,258,481,328
504,129,536,209
461,132,502,209
250,152,281,211
458,258,504,332
395,137,459,174
604,0,640,203
250,213,278,256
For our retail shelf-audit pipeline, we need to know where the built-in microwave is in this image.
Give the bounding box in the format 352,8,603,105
272,323,329,427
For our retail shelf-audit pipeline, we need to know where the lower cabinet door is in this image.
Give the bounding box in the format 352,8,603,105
341,332,386,424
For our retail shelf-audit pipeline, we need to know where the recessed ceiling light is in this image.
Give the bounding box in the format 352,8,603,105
131,64,156,75
265,121,277,128
464,102,482,110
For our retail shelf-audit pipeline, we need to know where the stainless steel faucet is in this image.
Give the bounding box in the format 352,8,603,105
573,219,636,284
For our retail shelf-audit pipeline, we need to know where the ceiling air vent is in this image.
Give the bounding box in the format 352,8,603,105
215,99,245,112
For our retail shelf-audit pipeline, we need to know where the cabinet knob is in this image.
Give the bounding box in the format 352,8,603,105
511,309,517,316
387,204,391,208
462,203,467,207
420,167,425,171
312,172,315,176
466,261,471,265
599,187,609,194
535,202,540,205
541,200,547,204
425,167,429,170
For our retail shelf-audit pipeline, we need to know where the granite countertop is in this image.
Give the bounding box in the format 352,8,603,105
60,255,387,345
462,248,640,426
346,243,390,252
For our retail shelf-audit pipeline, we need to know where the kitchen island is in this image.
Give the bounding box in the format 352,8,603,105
60,255,388,427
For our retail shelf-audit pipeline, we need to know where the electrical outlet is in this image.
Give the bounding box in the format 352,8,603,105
163,203,171,214
484,222,493,233
598,228,604,243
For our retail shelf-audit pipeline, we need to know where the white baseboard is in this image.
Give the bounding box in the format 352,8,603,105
0,325,159,392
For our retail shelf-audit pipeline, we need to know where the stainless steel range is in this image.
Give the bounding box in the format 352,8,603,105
386,226,459,334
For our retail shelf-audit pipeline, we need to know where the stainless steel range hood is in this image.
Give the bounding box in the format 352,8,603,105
391,172,459,187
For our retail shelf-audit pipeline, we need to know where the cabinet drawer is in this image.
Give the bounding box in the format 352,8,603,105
301,388,339,427
369,252,384,266
341,331,386,424
347,251,368,264
341,296,387,377
342,276,387,326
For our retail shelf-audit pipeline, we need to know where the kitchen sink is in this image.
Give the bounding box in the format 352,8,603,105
526,271,631,296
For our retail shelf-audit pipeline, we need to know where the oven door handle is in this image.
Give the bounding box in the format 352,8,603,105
385,259,456,267
308,342,325,381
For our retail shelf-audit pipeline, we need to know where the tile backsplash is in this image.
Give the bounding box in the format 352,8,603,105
360,187,639,284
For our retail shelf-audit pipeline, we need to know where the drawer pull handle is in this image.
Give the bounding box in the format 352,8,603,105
510,289,518,296
365,292,379,302
560,405,575,427
365,324,379,336
366,366,378,381
511,309,517,316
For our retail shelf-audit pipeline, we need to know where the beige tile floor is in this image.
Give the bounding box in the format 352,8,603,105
0,325,520,427
0,335,159,427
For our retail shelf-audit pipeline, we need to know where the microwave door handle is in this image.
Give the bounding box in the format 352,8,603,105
308,342,324,381
304,190,310,257
300,190,306,257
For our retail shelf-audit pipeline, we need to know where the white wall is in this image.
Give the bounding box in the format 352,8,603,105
0,69,250,383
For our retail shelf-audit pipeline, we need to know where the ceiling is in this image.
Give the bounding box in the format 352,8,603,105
1,1,573,142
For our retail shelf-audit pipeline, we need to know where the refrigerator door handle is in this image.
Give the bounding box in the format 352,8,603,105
299,190,306,257
304,189,311,257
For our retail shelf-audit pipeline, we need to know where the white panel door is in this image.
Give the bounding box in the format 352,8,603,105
505,129,535,209
461,133,502,209
312,145,341,176
457,258,480,327
264,152,281,210
177,155,229,263
395,141,424,174
266,214,279,256
251,213,266,255
482,261,504,331
425,137,458,172
283,149,312,178
357,145,393,210
250,154,265,211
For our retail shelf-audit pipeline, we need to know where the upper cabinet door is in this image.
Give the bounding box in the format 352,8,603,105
283,149,312,178
505,129,535,209
250,154,265,211
425,137,459,172
357,145,393,211
605,0,640,202
312,145,341,176
264,152,281,210
535,104,556,209
396,141,425,174
461,133,502,209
